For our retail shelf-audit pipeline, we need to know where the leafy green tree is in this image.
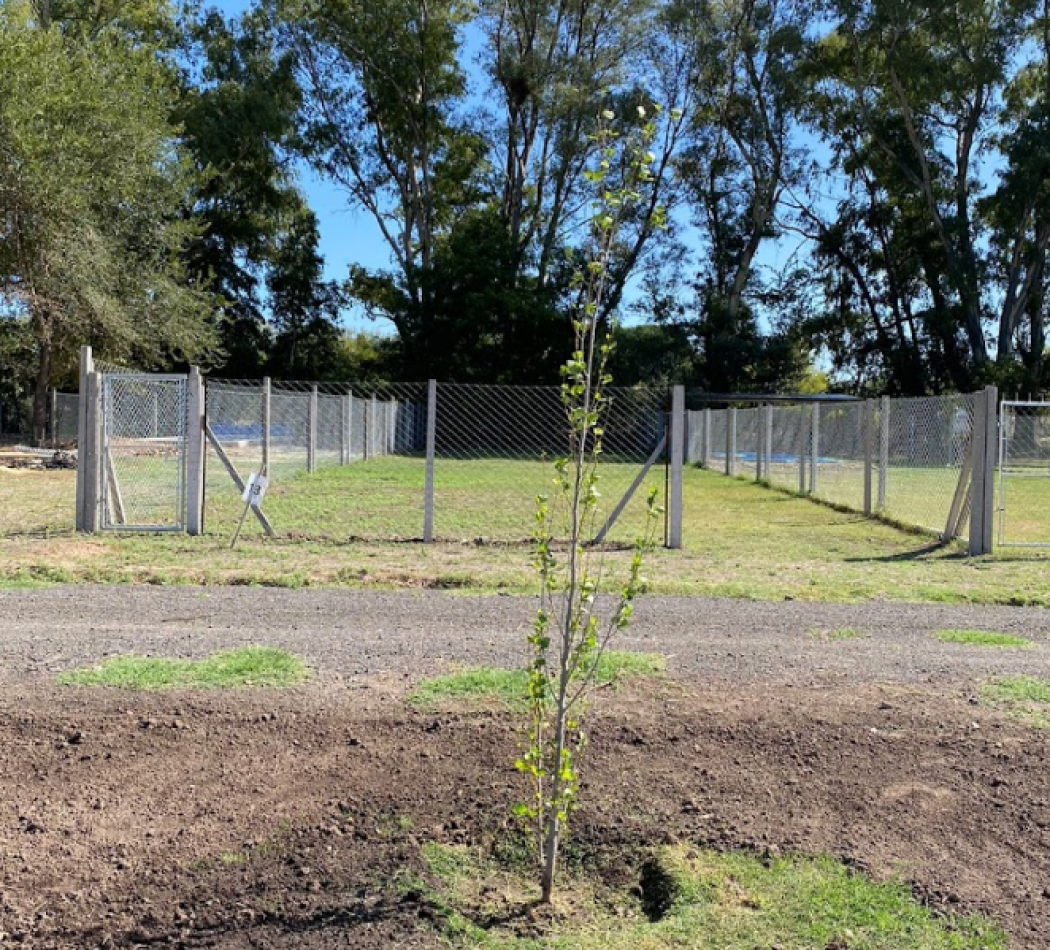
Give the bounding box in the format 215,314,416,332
178,6,340,379
276,0,484,367
0,0,212,443
798,0,1050,393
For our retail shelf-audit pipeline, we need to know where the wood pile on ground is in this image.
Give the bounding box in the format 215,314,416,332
0,448,77,470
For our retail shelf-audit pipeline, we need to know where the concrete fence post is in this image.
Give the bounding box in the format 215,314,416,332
368,395,377,460
809,403,820,494
75,345,94,531
669,386,685,549
798,404,808,494
424,380,437,543
308,385,318,473
969,385,999,555
83,370,103,533
340,392,350,465
702,408,711,467
863,399,875,516
727,407,737,476
762,404,774,481
755,408,764,481
185,367,205,535
49,388,58,447
262,377,271,474
878,395,890,510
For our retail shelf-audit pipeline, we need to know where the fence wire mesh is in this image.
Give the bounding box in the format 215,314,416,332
998,401,1050,546
101,374,186,530
812,402,866,512
690,392,978,541
433,383,668,543
205,379,428,539
734,408,759,481
882,394,974,535
766,404,807,494
53,392,79,446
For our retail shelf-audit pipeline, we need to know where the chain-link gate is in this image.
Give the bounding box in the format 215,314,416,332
101,374,188,530
998,401,1050,546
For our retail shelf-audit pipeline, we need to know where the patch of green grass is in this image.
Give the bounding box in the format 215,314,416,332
57,646,308,689
932,630,1032,648
419,842,1006,949
408,651,665,709
982,676,1050,728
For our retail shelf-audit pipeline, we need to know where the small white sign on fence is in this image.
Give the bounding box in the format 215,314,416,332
242,472,269,508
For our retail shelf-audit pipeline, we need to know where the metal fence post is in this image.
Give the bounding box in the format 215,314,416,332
702,408,711,467
424,380,437,542
809,403,820,494
75,346,94,531
262,377,271,474
308,384,318,473
185,367,205,535
878,396,889,510
669,385,685,549
727,407,737,476
863,399,874,516
969,385,998,555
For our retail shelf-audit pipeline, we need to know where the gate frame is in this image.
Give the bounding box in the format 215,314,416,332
100,372,189,532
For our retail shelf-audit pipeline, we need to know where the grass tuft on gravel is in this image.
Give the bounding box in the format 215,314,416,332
408,651,665,709
417,842,1006,949
57,646,308,689
932,630,1032,648
982,676,1050,728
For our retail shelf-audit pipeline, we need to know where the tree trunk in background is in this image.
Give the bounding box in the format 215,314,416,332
31,331,52,447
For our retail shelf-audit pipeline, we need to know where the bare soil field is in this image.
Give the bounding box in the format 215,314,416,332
2,675,1049,949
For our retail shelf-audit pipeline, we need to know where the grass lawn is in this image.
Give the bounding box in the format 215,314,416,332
3,460,1050,605
57,646,308,689
416,841,1005,950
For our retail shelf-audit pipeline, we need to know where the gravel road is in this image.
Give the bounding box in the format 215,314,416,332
2,586,1050,686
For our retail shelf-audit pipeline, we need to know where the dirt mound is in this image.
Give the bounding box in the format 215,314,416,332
0,680,1047,948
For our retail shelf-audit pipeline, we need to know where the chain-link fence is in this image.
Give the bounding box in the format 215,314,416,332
199,379,669,542
204,379,428,538
688,392,979,540
882,394,975,535
998,401,1050,546
432,384,667,543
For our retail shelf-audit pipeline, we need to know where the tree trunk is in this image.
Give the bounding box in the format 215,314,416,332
32,334,52,447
